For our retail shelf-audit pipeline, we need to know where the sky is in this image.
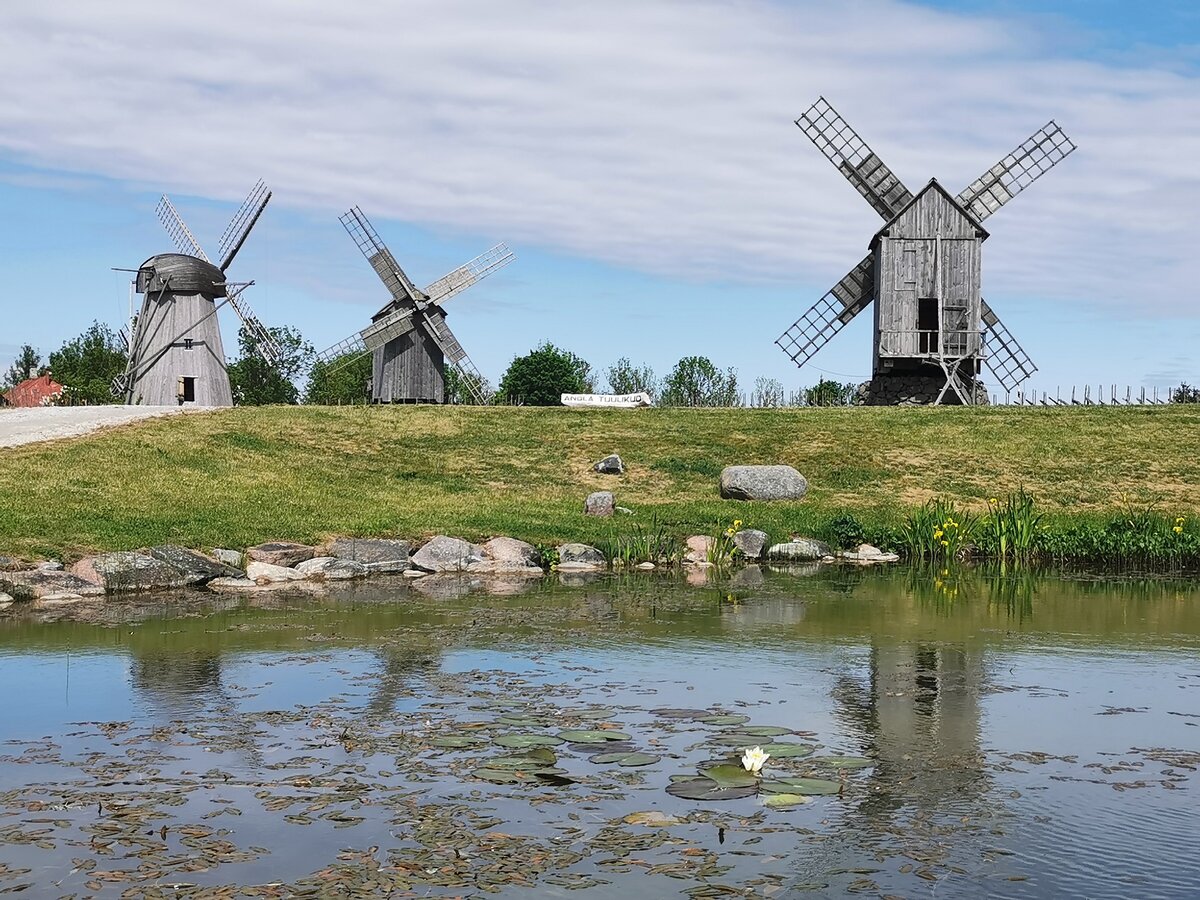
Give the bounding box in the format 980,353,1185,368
1,0,1198,399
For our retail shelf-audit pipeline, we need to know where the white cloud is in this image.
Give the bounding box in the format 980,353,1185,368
0,0,1197,344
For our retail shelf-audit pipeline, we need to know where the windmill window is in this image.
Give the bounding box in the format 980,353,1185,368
184,338,194,351
182,377,196,403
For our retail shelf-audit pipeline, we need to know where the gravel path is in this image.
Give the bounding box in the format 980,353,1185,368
0,405,213,448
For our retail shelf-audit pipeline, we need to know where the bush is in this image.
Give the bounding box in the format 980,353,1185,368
228,325,313,406
803,377,857,407
48,322,127,404
605,357,657,399
305,353,372,405
659,356,739,407
498,342,594,406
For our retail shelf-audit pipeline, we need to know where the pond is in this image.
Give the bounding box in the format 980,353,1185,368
2,566,1199,897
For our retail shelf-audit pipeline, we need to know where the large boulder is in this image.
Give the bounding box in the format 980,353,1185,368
585,491,615,517
324,538,412,573
732,529,769,560
295,557,370,580
593,454,625,475
148,546,239,584
557,543,606,570
766,538,833,561
719,465,808,501
245,541,317,568
246,561,306,584
71,552,190,593
411,536,486,573
479,537,543,574
0,568,106,601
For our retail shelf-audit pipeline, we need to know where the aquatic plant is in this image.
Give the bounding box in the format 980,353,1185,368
595,515,684,567
707,518,743,565
981,489,1043,561
899,499,977,561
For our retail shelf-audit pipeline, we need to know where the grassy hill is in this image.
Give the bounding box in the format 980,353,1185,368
1,404,1197,561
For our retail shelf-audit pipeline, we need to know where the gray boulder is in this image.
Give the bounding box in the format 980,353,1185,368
839,543,900,564
766,538,833,561
325,537,412,573
411,536,486,573
149,545,239,584
479,537,543,574
295,557,370,580
246,561,306,584
246,541,317,568
212,548,244,567
585,491,615,517
71,552,190,593
0,591,14,608
593,454,625,475
732,528,769,559
557,543,606,570
719,465,808,501
0,568,106,601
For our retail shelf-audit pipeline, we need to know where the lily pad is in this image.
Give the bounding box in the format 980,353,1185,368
493,733,564,749
557,729,630,743
761,777,842,795
763,792,812,808
591,751,660,767
738,726,793,737
497,715,548,727
472,768,523,784
652,708,710,719
699,764,759,788
812,756,873,769
698,714,750,726
569,740,637,755
565,708,614,720
709,733,760,747
430,735,489,749
484,748,558,768
760,742,815,758
665,777,758,801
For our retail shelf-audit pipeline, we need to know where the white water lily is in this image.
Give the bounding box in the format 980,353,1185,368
741,745,770,775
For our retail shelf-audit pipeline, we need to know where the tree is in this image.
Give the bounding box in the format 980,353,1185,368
305,352,372,405
444,367,493,405
605,357,657,399
1171,383,1200,404
659,356,739,407
803,377,858,407
4,344,44,389
48,322,127,404
751,376,785,408
497,342,594,406
227,325,313,406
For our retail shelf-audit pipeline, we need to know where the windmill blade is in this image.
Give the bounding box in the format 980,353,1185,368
340,207,426,306
776,253,876,371
420,308,490,404
425,243,515,305
796,97,914,220
156,196,210,262
360,305,417,352
980,299,1037,391
224,283,282,366
217,180,272,271
957,122,1076,222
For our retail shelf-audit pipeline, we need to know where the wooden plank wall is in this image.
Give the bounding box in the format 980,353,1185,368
126,291,233,407
372,324,446,403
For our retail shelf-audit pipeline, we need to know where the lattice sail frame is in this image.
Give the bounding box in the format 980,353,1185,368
775,255,875,371
956,122,1076,223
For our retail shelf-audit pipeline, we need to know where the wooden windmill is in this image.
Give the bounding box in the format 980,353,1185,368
313,207,513,404
116,181,281,406
777,98,1076,405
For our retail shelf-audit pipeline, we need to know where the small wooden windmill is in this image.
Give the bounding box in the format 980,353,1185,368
777,98,1076,404
313,207,513,404
117,181,281,406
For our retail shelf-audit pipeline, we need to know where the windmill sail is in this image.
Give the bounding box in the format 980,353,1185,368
223,284,281,366
956,122,1076,222
340,207,426,306
420,308,490,404
217,180,272,271
796,97,913,220
425,243,515,305
776,254,876,370
157,196,210,262
979,299,1037,391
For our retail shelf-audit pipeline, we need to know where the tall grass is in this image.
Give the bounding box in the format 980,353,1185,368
982,488,1043,562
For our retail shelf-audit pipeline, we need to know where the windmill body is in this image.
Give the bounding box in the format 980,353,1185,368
777,98,1075,405
370,294,446,403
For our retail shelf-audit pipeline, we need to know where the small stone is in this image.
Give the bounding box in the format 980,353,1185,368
208,576,259,591
33,593,88,608
635,561,656,570
585,491,615,517
212,548,244,567
402,569,428,578
719,465,808,501
732,528,769,559
37,560,64,571
245,541,317,568
295,557,370,580
614,506,634,515
766,538,834,561
0,591,13,608
557,543,606,570
246,561,306,584
684,535,713,564
71,552,190,593
593,454,625,475
839,543,900,564
324,537,412,573
411,536,485,573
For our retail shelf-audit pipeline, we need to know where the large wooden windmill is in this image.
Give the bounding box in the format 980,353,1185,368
117,181,281,406
313,207,513,404
777,98,1076,405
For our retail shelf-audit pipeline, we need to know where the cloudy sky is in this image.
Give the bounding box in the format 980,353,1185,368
1,0,1198,397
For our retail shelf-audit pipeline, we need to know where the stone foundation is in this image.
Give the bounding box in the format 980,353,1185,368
859,374,989,406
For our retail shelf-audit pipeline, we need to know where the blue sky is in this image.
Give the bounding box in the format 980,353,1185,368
1,0,1197,397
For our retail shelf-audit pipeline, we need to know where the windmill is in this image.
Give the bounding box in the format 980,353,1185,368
116,181,281,406
777,98,1076,405
312,207,513,404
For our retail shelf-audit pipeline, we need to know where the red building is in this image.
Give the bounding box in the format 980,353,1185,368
3,373,64,407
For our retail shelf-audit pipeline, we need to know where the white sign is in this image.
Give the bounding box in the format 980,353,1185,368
561,392,654,409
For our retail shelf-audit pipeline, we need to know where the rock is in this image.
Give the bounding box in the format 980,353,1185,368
684,535,713,565
208,576,259,591
148,545,239,584
71,552,190,593
37,560,64,571
246,561,306,584
732,528,769,559
0,592,13,609
0,569,106,601
33,593,89,608
411,536,486,573
766,538,833,561
479,537,543,574
324,538,412,573
584,491,615,517
593,454,625,475
557,543,607,570
635,561,656,570
615,506,634,515
245,541,317,568
403,569,427,578
839,543,900,564
719,465,808,501
295,557,370,580
212,548,244,567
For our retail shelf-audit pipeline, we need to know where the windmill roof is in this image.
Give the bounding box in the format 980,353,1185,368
136,253,227,297
869,178,989,245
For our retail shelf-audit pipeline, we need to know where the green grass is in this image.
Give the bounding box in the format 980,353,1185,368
1,404,1198,562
